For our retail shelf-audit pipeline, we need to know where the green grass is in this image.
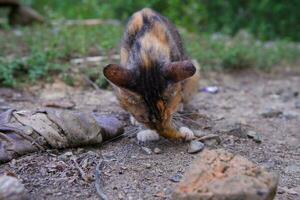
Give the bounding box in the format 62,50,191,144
0,23,299,88
0,24,123,87
182,30,300,71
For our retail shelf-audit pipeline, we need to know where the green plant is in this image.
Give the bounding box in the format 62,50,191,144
23,0,300,41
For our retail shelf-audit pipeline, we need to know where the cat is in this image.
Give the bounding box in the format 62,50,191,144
103,8,199,141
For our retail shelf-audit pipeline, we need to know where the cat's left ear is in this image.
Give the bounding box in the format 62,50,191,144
103,64,135,89
162,60,196,83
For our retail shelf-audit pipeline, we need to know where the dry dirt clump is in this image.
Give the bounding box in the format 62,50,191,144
173,149,278,200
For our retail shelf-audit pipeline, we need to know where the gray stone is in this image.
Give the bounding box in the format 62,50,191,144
283,111,299,120
247,131,262,143
261,108,283,118
173,149,278,200
188,141,205,154
170,173,183,183
0,175,28,200
154,147,162,154
284,164,300,174
141,147,152,155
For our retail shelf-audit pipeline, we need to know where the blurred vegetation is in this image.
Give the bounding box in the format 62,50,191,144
23,0,300,41
0,1,300,87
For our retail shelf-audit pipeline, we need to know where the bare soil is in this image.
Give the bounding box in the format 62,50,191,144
0,68,299,200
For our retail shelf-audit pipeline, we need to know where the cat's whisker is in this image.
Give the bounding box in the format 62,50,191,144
172,114,205,128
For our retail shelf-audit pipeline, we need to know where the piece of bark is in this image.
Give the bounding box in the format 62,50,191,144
42,99,75,109
0,109,124,163
173,149,278,200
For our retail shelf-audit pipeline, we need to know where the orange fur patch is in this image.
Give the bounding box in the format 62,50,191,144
127,12,143,35
139,33,170,68
120,47,128,66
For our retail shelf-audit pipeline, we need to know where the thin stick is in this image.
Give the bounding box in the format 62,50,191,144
196,134,221,144
71,157,90,182
95,159,108,200
83,75,101,91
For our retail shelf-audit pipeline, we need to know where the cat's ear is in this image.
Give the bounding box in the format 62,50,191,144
162,60,196,83
103,64,135,89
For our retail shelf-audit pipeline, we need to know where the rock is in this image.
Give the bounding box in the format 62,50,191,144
58,151,73,160
284,164,300,174
247,131,262,143
170,173,183,183
188,140,205,154
247,130,257,138
253,134,262,143
173,149,278,200
145,163,151,169
154,147,162,154
282,111,299,120
261,108,283,118
141,147,152,155
0,175,28,200
295,100,300,109
278,187,298,195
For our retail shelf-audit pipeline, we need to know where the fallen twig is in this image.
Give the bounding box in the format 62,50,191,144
95,159,108,200
52,19,120,27
196,134,221,144
70,55,119,65
83,75,101,91
71,157,91,182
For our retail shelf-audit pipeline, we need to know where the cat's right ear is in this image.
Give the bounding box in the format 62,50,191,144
103,64,135,89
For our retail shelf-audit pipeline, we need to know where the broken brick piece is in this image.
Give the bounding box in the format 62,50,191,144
173,149,278,200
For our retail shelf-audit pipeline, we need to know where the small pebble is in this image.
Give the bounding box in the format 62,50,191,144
247,131,262,143
253,134,262,143
278,187,298,195
169,173,183,183
76,148,85,154
64,152,73,157
145,163,151,169
261,108,283,118
154,147,162,154
188,140,205,154
58,151,73,160
284,164,300,174
247,131,257,138
283,112,298,120
141,147,152,155
201,86,219,94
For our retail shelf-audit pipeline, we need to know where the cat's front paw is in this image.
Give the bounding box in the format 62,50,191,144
179,127,195,141
137,129,160,142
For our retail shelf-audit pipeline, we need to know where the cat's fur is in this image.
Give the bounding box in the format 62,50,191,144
104,8,199,140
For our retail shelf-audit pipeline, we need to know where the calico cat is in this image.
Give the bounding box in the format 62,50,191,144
103,8,199,141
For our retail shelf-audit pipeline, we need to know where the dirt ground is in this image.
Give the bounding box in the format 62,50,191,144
0,67,299,200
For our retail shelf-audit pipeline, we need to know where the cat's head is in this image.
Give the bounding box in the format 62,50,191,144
103,60,195,131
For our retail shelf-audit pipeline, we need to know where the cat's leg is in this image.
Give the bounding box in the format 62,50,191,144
137,129,160,142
